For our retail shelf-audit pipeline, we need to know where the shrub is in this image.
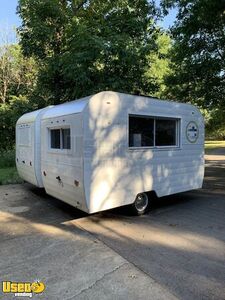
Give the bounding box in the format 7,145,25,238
206,127,225,141
0,95,35,151
0,149,16,168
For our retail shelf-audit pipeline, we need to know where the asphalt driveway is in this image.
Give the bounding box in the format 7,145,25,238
0,152,224,299
75,158,225,300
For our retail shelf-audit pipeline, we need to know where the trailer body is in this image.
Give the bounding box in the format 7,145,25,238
16,92,204,213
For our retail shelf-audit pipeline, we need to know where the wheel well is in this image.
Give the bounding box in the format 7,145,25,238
145,190,158,200
133,190,158,205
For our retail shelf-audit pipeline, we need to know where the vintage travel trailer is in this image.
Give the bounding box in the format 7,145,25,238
16,91,204,215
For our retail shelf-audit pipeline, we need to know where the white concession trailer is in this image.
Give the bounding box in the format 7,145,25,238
16,91,204,215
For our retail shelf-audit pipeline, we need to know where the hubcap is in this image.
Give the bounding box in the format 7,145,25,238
135,193,148,212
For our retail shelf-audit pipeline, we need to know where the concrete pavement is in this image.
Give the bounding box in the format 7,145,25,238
0,184,177,300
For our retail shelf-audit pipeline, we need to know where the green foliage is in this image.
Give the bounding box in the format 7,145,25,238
145,31,172,98
0,167,23,185
208,128,225,140
206,108,225,130
0,42,38,151
0,96,35,150
0,148,21,186
0,44,37,103
161,0,225,109
18,0,160,103
204,107,225,140
0,149,16,168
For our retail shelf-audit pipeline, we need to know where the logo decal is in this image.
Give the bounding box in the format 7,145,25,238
186,121,199,143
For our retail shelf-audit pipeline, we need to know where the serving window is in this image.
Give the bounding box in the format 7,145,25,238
129,115,179,148
50,128,71,150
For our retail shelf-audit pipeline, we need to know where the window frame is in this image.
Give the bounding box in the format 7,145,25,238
48,126,72,153
128,114,181,150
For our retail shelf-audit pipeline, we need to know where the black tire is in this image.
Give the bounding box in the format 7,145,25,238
131,192,149,216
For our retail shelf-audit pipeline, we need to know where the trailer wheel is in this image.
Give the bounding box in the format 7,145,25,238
132,193,149,215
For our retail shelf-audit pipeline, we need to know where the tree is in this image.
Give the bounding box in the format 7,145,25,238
0,96,34,150
161,0,225,109
0,28,38,150
18,0,160,103
145,31,172,98
0,44,37,103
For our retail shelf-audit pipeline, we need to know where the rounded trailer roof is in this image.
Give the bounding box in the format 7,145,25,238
17,91,201,124
42,96,91,120
16,108,47,125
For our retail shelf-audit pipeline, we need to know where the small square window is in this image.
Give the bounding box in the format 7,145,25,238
50,127,71,150
50,129,60,149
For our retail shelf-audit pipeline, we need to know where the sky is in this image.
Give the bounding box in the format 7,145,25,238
159,7,178,29
0,0,177,36
0,0,21,28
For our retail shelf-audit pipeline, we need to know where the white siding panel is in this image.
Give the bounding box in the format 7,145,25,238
84,92,204,213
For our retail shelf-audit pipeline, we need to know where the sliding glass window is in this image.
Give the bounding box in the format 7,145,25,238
129,115,179,148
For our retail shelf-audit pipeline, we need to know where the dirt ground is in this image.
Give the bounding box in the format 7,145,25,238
0,151,225,299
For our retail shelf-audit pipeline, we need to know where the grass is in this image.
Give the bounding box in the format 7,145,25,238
0,149,16,168
205,140,225,154
0,149,23,185
0,167,23,185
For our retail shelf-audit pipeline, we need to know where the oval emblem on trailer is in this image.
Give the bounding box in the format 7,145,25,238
186,121,199,143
